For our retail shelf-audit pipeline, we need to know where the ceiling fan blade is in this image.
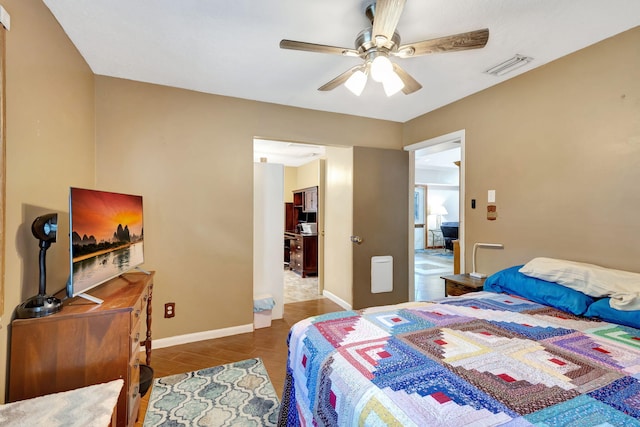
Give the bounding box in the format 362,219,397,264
318,65,363,91
372,0,406,44
392,63,422,95
396,28,490,57
280,40,359,57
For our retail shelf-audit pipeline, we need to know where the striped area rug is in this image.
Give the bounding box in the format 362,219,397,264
143,358,280,427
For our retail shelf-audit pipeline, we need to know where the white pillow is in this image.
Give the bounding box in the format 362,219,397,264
519,257,640,311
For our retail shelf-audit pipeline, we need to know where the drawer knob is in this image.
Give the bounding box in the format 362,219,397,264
134,332,140,343
135,309,141,318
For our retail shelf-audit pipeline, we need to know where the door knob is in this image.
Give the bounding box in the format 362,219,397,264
350,235,363,244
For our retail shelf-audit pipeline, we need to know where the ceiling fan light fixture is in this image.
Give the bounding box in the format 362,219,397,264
382,71,404,96
280,0,489,97
345,69,368,96
370,54,393,82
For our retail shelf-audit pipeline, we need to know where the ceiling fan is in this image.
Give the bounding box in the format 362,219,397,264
280,0,489,96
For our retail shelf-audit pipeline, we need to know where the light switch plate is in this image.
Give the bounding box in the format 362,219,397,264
488,190,496,203
0,6,10,30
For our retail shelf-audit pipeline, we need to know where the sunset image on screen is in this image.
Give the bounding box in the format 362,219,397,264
69,187,145,295
70,188,144,261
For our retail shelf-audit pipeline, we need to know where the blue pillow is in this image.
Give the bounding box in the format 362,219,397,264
484,265,595,315
585,298,640,329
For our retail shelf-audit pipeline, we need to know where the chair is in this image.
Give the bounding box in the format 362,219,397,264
440,222,459,251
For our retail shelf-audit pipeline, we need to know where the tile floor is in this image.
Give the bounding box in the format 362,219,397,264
414,249,453,301
284,268,322,303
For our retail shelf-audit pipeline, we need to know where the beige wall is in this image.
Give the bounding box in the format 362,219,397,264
0,0,96,402
94,76,402,339
404,26,640,275
283,167,297,203
294,160,320,190
284,160,320,202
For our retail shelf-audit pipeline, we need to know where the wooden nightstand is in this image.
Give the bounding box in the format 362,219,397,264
441,274,486,296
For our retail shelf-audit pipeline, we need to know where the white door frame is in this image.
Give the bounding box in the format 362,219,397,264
404,129,466,301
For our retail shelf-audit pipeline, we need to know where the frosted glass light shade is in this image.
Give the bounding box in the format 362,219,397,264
370,55,393,82
382,71,405,96
345,69,367,96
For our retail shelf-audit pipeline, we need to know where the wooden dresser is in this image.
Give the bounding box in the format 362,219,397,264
289,233,318,277
8,271,154,427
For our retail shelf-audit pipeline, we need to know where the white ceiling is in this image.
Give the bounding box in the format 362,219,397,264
254,139,325,167
415,141,460,170
43,1,640,123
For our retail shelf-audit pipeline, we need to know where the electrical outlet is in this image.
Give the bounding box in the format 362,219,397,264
164,302,175,318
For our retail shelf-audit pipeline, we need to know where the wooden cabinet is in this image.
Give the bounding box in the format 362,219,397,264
8,271,154,427
440,273,485,296
288,186,318,274
293,186,318,214
289,233,318,277
285,202,296,232
303,186,318,213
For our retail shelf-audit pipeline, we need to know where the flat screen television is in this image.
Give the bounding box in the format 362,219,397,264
68,187,145,301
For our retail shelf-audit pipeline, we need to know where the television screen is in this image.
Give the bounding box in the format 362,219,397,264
68,187,144,299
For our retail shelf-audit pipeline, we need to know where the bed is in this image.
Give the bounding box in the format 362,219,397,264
278,261,640,426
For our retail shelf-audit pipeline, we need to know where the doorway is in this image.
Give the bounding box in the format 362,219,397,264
254,141,412,311
253,139,326,306
405,130,465,302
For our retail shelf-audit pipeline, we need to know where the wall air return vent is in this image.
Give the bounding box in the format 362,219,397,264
484,54,533,77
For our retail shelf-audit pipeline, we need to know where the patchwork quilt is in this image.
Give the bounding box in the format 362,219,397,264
277,292,640,426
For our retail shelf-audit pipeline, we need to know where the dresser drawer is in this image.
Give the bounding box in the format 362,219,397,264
130,288,148,328
130,317,143,357
127,354,141,424
290,239,302,251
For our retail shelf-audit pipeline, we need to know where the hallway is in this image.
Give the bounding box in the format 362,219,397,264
415,249,453,301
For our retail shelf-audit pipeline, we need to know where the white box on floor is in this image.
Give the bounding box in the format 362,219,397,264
254,310,272,329
253,294,275,329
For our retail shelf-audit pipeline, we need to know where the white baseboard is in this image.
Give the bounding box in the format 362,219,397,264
151,323,254,350
322,290,352,311
149,294,347,351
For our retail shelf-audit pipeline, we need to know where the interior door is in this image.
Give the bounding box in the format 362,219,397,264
352,147,409,310
414,185,427,249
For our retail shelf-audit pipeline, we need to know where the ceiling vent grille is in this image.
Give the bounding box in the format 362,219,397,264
484,54,533,76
